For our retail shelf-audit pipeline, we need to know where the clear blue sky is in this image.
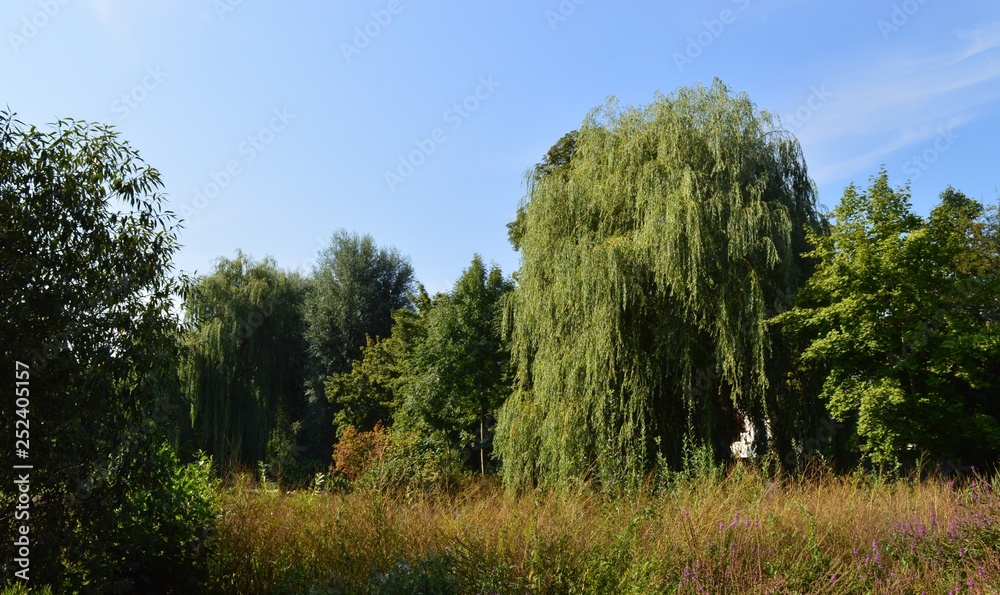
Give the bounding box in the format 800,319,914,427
4,0,999,292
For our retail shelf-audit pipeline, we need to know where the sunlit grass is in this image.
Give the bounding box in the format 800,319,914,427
207,466,1000,594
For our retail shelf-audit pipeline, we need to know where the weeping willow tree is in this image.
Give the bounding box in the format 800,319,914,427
496,80,825,489
180,252,308,472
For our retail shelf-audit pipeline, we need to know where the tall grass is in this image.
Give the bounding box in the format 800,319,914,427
207,466,1000,594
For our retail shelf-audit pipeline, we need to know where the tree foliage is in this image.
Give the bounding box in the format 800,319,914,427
327,256,513,473
180,252,308,472
0,111,214,591
306,230,416,378
397,256,513,472
326,326,416,436
776,171,1000,469
303,230,415,463
325,291,430,436
509,131,579,250
496,81,825,489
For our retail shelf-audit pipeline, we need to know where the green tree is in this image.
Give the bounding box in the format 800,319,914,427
509,130,579,250
398,256,513,473
777,172,1000,469
306,231,416,376
304,230,415,461
495,81,824,489
180,252,309,474
0,112,214,591
325,289,432,436
327,257,513,474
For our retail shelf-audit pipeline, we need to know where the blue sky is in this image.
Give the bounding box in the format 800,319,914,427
4,0,999,292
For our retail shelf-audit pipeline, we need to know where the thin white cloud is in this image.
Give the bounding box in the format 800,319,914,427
807,115,971,184
788,22,1000,185
957,21,1000,60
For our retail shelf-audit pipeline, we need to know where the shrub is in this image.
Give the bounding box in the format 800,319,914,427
67,447,218,593
359,429,466,494
333,424,465,494
333,423,390,481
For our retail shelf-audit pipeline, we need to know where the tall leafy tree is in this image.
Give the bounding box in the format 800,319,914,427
398,256,513,473
326,288,432,434
0,112,214,591
496,81,824,488
327,257,514,473
304,230,415,458
180,252,308,472
306,231,416,375
777,172,1000,469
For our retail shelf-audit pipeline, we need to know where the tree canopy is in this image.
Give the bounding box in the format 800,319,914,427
306,230,416,378
776,171,1000,469
496,81,825,489
397,256,513,472
180,252,309,472
0,111,213,590
327,256,514,473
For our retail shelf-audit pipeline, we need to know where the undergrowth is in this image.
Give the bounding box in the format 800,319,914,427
206,466,1000,594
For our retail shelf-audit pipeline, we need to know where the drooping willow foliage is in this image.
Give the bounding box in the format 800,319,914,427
496,80,825,489
180,252,308,472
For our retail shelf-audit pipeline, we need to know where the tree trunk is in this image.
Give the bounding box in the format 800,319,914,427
480,403,486,476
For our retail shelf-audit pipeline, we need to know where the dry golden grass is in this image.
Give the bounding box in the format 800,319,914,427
207,466,1000,594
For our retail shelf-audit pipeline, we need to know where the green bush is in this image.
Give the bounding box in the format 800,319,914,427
66,447,218,593
359,429,466,494
1,584,53,594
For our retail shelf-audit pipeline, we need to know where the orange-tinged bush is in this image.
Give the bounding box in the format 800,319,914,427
332,423,389,480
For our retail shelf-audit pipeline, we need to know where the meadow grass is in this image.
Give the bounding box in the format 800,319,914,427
206,466,1000,594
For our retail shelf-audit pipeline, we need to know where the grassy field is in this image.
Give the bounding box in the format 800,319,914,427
205,466,1000,594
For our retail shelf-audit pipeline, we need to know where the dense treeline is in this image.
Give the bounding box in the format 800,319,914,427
176,81,999,487
178,233,420,483
1,79,998,591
